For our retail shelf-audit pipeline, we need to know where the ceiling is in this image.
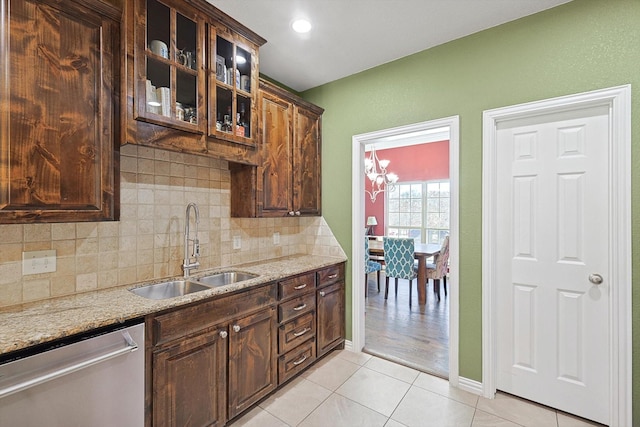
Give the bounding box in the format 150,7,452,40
207,0,572,92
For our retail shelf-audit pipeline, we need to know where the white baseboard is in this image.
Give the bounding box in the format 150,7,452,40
458,376,483,396
344,340,354,352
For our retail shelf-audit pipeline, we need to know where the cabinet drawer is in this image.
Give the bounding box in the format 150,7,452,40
278,273,316,301
279,312,315,354
152,284,276,346
316,264,344,287
278,292,315,323
278,338,316,384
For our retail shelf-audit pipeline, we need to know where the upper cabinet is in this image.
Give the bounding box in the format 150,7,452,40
134,0,206,134
0,0,121,223
124,0,264,162
254,79,323,217
208,26,259,147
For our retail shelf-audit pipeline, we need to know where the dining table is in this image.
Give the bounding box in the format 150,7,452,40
368,238,441,305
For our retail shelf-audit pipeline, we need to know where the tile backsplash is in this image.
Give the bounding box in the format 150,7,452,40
0,145,345,308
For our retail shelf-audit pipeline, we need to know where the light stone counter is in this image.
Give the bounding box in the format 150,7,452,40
0,254,346,356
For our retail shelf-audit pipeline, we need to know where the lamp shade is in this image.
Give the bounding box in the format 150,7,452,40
366,216,378,226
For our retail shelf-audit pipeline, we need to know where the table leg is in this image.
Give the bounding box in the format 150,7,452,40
417,255,427,304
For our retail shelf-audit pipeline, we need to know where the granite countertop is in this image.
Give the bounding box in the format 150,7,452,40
0,254,346,356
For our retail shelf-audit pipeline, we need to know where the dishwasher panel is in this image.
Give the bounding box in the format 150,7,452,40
0,322,144,427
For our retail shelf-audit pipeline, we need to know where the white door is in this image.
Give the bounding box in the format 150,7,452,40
495,104,609,424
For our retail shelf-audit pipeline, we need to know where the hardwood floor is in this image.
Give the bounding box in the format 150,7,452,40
364,271,449,378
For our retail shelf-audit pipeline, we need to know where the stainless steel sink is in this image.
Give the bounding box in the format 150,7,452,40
191,271,258,287
129,280,211,300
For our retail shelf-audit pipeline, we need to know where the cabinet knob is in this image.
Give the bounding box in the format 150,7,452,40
295,211,301,216
319,291,326,297
288,211,295,216
219,330,228,339
233,324,241,333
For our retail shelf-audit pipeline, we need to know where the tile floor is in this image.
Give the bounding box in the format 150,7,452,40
229,349,602,427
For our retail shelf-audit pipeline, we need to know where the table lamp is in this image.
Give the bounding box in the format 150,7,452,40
366,216,378,235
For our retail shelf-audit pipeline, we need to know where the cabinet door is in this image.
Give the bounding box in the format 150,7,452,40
134,0,206,133
208,25,259,146
153,326,228,427
293,105,322,216
258,88,293,217
317,281,345,356
0,0,119,223
228,307,277,419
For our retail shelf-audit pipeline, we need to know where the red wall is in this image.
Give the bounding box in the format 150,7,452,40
365,140,449,235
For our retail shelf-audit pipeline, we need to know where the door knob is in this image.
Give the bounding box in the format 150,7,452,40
589,273,603,285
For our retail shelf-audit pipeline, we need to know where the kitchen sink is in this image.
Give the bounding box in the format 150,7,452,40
129,280,211,300
191,271,258,287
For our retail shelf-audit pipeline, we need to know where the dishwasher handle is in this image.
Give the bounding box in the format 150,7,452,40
0,330,139,399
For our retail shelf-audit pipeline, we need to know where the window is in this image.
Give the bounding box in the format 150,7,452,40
386,180,449,244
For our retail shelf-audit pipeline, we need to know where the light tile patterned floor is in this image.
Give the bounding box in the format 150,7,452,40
229,350,602,427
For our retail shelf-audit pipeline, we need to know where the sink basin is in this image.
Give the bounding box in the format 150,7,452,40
130,280,211,300
192,271,258,287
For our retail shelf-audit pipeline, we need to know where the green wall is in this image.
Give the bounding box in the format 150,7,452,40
301,0,639,419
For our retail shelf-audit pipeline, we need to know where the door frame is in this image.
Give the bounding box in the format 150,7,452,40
482,85,632,425
351,116,460,385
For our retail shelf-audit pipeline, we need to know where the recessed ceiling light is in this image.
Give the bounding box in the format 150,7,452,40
292,19,311,34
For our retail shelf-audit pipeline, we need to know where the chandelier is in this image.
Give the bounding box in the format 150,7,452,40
364,147,399,203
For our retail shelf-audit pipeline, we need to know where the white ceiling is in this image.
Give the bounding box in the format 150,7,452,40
207,0,573,92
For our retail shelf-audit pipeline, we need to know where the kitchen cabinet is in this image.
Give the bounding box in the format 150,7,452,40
132,0,206,134
152,324,227,427
316,264,346,356
228,307,277,418
246,79,323,218
0,0,121,223
276,272,317,384
148,283,276,427
146,262,344,425
124,0,265,163
208,24,259,148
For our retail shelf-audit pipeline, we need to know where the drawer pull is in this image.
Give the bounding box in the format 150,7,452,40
293,327,310,337
328,273,338,279
293,283,307,290
293,355,308,366
293,303,307,311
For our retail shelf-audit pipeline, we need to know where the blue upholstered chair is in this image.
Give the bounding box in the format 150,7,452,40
383,237,418,306
365,237,382,297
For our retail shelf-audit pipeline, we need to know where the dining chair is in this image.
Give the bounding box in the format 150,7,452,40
383,237,418,306
426,235,450,301
365,237,382,297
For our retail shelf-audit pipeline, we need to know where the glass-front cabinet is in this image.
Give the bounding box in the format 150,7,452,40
135,0,206,133
208,26,259,147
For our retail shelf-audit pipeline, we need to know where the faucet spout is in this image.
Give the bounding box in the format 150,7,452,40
183,202,200,277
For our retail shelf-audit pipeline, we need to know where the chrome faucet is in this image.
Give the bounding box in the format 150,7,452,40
182,202,200,277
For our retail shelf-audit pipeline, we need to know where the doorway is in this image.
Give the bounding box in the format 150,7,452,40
351,116,460,385
482,86,632,425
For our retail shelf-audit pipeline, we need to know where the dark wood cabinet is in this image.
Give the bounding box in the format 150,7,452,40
123,0,265,164
276,272,317,384
0,0,121,223
250,79,323,218
228,307,277,419
148,283,276,427
152,325,227,427
146,263,344,425
316,264,346,356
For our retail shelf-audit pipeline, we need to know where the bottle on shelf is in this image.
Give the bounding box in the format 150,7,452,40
239,102,250,138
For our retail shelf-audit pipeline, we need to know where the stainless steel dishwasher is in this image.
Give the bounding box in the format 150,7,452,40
0,321,144,427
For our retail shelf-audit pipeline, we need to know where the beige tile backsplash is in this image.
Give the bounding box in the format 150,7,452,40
0,145,345,308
